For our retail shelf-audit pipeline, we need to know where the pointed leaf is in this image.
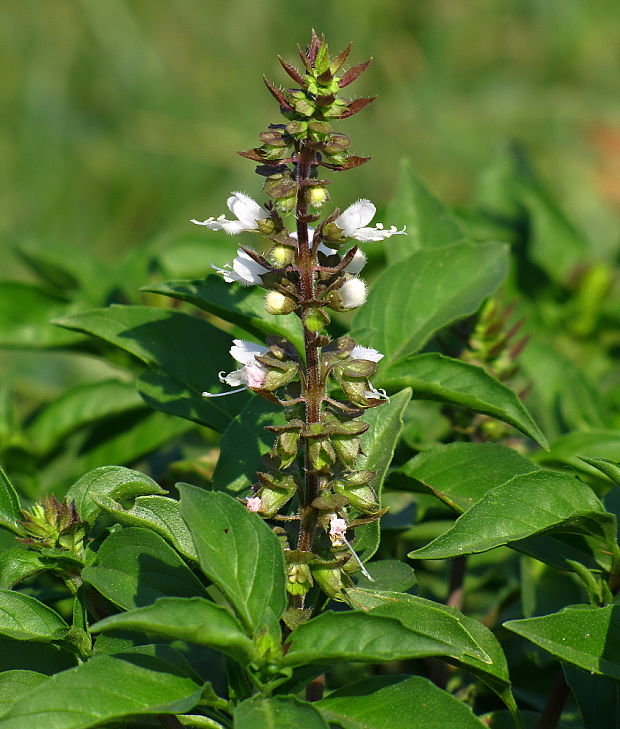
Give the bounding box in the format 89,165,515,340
377,354,547,447
178,486,286,635
81,527,206,610
505,604,620,680
316,675,486,728
385,159,463,263
234,696,329,729
0,465,21,534
0,548,67,590
536,431,620,478
563,664,620,729
353,389,411,561
144,276,304,354
92,596,255,663
0,671,47,717
65,466,164,524
351,242,509,370
581,457,620,486
0,654,203,729
0,589,68,642
410,472,616,561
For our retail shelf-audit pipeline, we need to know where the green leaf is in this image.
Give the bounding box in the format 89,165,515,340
385,158,464,264
0,548,65,589
234,696,329,728
92,596,255,663
563,664,620,729
0,637,76,673
178,486,286,635
283,609,488,667
211,396,284,494
350,241,509,370
354,388,411,561
0,670,47,717
345,589,517,715
92,493,198,562
0,282,85,349
401,442,540,512
353,560,416,593
65,466,164,524
144,275,304,353
0,465,21,534
0,589,68,642
376,354,547,447
316,675,486,728
55,305,240,432
581,457,620,486
0,653,203,729
536,431,620,478
27,379,144,456
505,604,620,680
410,471,616,561
81,527,206,610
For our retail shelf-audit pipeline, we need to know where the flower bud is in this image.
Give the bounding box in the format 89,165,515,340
311,563,346,598
256,217,277,235
286,563,314,596
338,278,367,309
264,291,296,315
270,244,295,266
304,307,330,333
305,186,329,209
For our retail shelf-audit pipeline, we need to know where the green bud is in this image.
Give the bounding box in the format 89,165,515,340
311,563,350,598
294,98,315,117
332,435,361,466
264,291,296,315
334,482,378,513
308,437,336,472
276,195,297,214
285,120,308,136
256,217,277,235
257,485,295,517
322,221,345,243
271,244,295,266
304,307,330,333
305,186,329,208
286,563,314,596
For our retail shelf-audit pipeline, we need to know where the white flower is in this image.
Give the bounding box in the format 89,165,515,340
364,384,390,401
191,192,269,235
329,515,348,547
246,496,262,512
334,199,406,242
202,339,269,397
213,249,270,285
292,229,367,274
338,277,367,309
350,345,383,362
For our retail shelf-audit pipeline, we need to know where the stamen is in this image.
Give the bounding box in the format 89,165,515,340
202,387,248,398
342,535,374,581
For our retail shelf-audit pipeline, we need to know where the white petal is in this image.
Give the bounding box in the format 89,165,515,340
290,227,315,246
339,278,367,309
191,217,217,227
350,345,383,362
317,242,337,257
335,199,376,236
230,339,269,366
352,225,406,242
345,249,366,274
227,192,267,228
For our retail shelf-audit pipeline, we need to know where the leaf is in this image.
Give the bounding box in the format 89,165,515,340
234,696,329,729
283,609,489,667
0,653,204,729
376,354,547,447
0,548,64,589
92,493,198,562
0,589,68,642
581,457,620,486
409,471,616,561
0,281,84,349
350,241,509,370
65,466,164,524
178,486,286,635
27,379,144,456
504,604,620,680
0,465,21,534
81,527,206,610
536,431,620,478
0,637,76,673
55,305,240,432
352,388,411,561
401,442,540,512
144,275,304,353
385,158,464,264
91,596,255,663
316,675,486,728
563,664,620,729
353,560,416,593
0,670,47,717
345,588,517,716
211,396,284,494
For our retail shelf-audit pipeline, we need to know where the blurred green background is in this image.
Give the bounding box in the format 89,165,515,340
1,0,619,397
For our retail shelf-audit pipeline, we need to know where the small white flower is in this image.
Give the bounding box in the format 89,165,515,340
338,277,367,310
246,496,262,512
329,515,348,547
364,384,390,401
213,249,270,285
292,229,367,274
203,339,269,397
334,199,406,242
350,345,383,363
192,192,269,235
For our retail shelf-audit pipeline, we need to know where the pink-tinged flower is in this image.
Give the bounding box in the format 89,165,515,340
338,277,367,309
213,249,270,285
329,515,348,547
334,199,406,242
191,192,269,235
350,345,383,363
203,339,269,397
246,496,262,512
